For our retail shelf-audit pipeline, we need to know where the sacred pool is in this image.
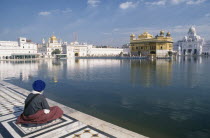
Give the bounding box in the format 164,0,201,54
0,57,210,138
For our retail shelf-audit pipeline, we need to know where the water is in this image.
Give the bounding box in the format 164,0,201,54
1,57,210,138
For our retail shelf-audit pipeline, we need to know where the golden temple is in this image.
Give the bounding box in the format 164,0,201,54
130,31,173,57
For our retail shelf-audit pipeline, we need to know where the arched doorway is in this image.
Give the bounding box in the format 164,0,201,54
75,53,79,56
150,51,156,54
183,49,186,55
193,49,197,55
188,49,192,55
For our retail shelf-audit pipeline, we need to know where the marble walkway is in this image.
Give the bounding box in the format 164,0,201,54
0,81,147,138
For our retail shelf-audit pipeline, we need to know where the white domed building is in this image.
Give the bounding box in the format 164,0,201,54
177,26,204,56
38,35,63,58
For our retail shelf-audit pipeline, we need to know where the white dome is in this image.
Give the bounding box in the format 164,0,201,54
188,26,196,35
183,36,188,41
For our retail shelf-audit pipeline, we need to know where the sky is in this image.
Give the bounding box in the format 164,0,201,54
0,0,210,46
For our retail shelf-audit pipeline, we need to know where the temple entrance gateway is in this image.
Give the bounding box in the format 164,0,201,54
188,49,192,55
178,27,204,56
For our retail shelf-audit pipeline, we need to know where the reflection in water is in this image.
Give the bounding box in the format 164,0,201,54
1,57,210,138
0,60,39,82
130,59,172,87
176,56,204,88
65,59,122,81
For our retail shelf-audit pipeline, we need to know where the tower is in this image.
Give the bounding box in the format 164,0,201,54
130,33,135,40
42,38,45,44
73,32,78,42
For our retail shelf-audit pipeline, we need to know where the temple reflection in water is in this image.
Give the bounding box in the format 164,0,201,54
176,56,203,88
0,60,39,82
130,59,173,87
0,57,206,88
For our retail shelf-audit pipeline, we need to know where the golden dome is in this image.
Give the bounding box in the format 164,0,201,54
130,33,135,37
50,35,58,43
166,32,171,37
138,32,153,38
160,30,164,36
51,35,57,40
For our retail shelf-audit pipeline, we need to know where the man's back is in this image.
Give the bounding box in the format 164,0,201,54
24,93,50,116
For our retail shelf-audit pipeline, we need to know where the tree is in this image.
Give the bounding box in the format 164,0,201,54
51,49,61,55
119,52,123,57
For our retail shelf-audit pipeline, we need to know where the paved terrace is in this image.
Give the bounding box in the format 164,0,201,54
0,81,147,138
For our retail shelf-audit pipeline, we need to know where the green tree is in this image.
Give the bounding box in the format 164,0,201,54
51,49,61,55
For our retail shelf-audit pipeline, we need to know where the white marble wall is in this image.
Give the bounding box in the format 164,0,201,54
0,37,37,59
64,42,123,58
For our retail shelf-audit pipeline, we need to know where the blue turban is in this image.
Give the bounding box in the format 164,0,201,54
32,80,46,92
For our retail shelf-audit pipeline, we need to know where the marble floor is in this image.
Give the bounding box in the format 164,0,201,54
0,81,147,138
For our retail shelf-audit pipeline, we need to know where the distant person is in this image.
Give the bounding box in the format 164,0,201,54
16,80,63,126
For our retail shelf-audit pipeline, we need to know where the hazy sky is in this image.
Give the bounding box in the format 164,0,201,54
0,0,210,46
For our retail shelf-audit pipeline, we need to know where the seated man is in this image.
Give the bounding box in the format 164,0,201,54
16,80,63,125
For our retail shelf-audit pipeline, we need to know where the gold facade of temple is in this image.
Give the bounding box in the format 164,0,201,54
130,31,173,57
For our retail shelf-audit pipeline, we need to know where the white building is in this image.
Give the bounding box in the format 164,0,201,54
38,35,63,58
122,44,130,56
177,26,204,56
63,41,92,57
63,41,123,58
203,40,210,55
0,37,38,59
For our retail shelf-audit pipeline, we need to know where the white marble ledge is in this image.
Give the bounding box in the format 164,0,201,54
0,80,148,138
